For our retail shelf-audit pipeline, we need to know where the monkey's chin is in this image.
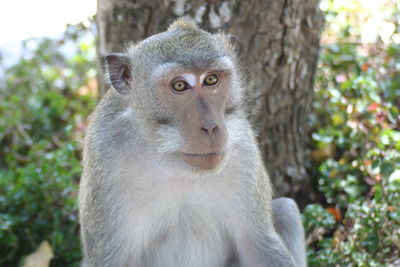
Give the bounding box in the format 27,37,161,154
180,152,225,170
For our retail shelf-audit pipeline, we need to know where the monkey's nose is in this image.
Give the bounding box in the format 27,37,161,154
201,123,218,135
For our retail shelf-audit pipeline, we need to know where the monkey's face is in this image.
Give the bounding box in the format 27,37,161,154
105,28,242,170
153,67,232,170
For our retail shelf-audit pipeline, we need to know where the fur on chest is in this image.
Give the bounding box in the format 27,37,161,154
115,172,244,266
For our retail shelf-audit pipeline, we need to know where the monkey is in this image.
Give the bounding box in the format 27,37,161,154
79,18,306,267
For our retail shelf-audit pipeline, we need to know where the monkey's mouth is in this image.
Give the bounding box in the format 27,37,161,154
180,151,225,170
182,151,224,157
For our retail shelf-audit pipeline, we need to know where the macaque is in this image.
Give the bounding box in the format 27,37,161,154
79,18,306,267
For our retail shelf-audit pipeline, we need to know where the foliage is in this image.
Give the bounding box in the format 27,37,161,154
0,22,96,266
304,0,400,266
1,1,400,266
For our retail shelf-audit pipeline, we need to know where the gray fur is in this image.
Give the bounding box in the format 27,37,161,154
79,18,306,267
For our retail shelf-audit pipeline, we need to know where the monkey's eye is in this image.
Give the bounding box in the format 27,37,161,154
203,74,219,86
172,80,190,92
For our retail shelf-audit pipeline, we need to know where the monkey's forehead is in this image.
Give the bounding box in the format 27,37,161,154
150,55,235,81
143,28,216,48
133,29,227,64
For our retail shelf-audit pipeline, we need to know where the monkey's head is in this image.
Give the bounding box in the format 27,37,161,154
105,18,245,170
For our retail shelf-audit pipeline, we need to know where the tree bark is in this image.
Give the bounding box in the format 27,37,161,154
96,0,323,205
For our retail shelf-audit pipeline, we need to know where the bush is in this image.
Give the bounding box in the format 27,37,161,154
304,0,400,265
0,22,96,266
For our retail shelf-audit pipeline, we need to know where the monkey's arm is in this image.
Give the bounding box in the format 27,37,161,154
236,230,297,267
235,163,303,267
234,200,298,266
272,197,307,267
237,199,306,267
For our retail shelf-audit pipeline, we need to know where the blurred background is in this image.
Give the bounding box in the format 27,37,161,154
0,0,399,266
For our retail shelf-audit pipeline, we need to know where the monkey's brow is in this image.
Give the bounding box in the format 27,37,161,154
152,56,234,80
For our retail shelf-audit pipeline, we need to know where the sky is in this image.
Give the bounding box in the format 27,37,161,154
0,0,96,45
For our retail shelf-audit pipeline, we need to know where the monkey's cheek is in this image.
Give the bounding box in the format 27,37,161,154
180,153,225,170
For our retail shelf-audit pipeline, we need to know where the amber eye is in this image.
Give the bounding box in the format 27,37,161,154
172,80,189,91
203,74,219,86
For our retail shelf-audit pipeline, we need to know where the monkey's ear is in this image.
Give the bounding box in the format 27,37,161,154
226,34,245,59
105,53,131,95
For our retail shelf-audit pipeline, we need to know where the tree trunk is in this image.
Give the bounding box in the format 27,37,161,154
96,0,323,205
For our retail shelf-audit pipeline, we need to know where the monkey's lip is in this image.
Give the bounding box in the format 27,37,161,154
180,151,225,170
181,151,224,157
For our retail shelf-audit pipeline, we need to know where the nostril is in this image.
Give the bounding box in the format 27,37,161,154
211,125,218,134
201,125,218,135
